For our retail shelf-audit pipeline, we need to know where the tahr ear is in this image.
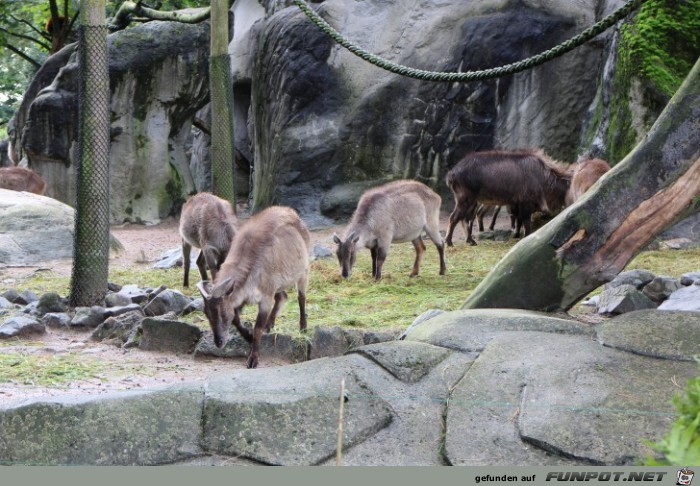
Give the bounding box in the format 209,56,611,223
349,231,359,244
210,277,235,299
333,233,342,245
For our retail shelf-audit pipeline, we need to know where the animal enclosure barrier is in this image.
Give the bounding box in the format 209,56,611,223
70,23,111,307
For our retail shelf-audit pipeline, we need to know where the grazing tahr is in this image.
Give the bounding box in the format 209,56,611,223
179,192,238,287
197,206,311,369
0,166,46,195
565,158,611,205
445,149,571,246
333,180,446,280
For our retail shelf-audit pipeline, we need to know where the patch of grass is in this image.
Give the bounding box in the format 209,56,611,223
2,240,698,337
0,352,111,387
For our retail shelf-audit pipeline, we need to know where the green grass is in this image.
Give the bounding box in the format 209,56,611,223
2,239,699,337
0,352,115,387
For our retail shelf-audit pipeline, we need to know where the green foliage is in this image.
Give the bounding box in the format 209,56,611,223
604,0,700,163
643,361,700,465
620,0,700,99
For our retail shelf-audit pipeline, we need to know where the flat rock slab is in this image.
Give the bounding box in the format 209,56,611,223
596,310,700,360
350,341,451,383
445,332,696,466
402,309,592,352
0,385,205,465
203,358,393,465
0,315,45,339
139,317,203,354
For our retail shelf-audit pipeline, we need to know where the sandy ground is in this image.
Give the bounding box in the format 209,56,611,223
0,214,349,406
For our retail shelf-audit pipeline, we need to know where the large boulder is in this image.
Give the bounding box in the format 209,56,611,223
2,308,697,465
0,189,122,264
9,20,210,224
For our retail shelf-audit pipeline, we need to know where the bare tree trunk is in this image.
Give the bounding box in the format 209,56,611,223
209,0,236,208
70,0,110,307
462,57,700,312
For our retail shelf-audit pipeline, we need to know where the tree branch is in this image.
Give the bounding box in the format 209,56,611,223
108,1,212,31
462,57,700,312
0,26,51,51
3,43,42,69
8,13,48,40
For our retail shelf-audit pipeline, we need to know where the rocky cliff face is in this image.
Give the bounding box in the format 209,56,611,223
10,21,209,224
245,0,610,221
9,0,695,224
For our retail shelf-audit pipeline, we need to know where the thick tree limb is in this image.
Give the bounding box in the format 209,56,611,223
109,1,212,31
462,57,700,312
3,43,43,69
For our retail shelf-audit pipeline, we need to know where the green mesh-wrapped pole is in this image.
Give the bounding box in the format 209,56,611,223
70,0,110,307
209,0,236,208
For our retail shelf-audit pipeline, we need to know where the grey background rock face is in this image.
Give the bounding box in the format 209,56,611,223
248,0,607,219
9,21,210,224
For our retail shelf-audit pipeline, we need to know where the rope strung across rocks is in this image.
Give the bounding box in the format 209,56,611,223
293,0,646,82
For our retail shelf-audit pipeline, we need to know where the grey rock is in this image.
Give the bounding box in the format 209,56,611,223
194,329,251,358
605,269,656,290
70,306,108,328
0,315,45,339
597,310,700,361
642,276,682,303
139,318,203,354
596,284,657,315
153,247,198,270
181,297,204,315
350,341,451,383
117,284,148,304
680,271,700,286
311,243,333,260
91,311,145,344
0,387,205,465
143,289,192,317
16,290,39,305
658,213,700,243
22,301,40,316
362,329,401,345
582,294,600,307
104,292,133,308
660,238,697,250
202,360,393,465
194,327,308,364
37,292,68,315
402,309,591,352
107,282,122,292
445,331,695,465
0,190,123,264
104,303,143,319
309,326,365,360
41,313,72,329
658,286,700,311
0,295,16,309
1,289,21,304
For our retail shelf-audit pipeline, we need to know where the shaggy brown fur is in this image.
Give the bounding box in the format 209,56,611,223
445,149,571,246
0,167,46,195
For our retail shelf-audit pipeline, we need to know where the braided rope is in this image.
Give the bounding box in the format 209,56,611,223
293,0,645,82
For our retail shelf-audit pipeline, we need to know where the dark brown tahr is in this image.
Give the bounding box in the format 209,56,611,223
196,206,311,369
565,158,611,205
445,149,571,246
333,180,446,281
179,192,238,287
0,166,47,195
